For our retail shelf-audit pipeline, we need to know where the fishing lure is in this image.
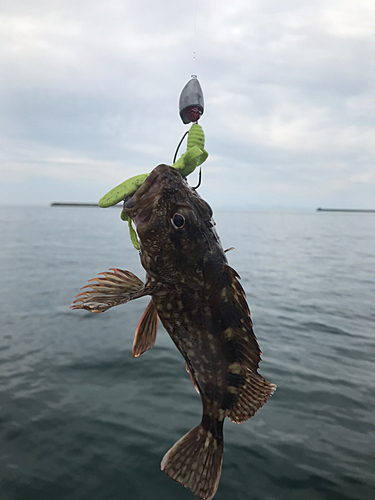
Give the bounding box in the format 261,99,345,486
98,76,208,249
99,123,208,249
99,124,207,209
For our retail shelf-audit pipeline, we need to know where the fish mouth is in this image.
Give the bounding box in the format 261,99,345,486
123,164,178,225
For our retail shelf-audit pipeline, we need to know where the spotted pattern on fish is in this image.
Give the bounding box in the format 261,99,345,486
71,164,276,500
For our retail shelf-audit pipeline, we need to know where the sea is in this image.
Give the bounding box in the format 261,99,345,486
0,206,374,500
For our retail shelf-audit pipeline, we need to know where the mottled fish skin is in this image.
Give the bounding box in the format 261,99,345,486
71,164,275,500
123,164,276,500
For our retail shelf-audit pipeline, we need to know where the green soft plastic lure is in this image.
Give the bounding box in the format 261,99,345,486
98,123,208,249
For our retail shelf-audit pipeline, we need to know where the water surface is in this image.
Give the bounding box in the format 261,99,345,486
1,207,374,500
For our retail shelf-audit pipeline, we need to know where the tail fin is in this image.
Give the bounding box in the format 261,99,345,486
161,423,223,500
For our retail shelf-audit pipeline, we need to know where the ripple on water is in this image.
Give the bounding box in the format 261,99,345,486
1,208,375,500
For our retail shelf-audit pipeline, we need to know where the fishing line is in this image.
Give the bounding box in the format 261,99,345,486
193,0,198,75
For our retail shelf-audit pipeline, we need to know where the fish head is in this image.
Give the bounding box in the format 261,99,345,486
123,164,220,287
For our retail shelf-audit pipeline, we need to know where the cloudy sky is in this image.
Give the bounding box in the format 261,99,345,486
1,0,374,209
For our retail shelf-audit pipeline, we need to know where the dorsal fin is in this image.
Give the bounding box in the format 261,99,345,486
221,265,277,422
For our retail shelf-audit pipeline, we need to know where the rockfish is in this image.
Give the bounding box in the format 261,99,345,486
71,164,276,500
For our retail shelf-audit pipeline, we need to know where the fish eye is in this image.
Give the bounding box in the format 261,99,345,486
172,213,185,229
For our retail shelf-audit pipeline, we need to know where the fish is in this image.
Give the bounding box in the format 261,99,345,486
70,163,276,500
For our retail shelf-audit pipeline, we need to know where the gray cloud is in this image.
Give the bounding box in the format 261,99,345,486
1,0,374,209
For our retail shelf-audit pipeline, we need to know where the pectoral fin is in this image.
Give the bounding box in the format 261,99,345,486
132,300,159,357
70,268,146,313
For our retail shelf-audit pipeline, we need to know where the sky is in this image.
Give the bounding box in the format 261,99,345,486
1,0,375,209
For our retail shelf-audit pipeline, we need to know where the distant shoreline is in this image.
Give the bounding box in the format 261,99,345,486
49,204,375,212
51,202,121,207
316,208,375,213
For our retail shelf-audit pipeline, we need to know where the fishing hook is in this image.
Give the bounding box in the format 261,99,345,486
192,167,202,190
173,131,189,164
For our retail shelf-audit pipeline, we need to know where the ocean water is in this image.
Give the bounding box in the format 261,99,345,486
0,206,374,500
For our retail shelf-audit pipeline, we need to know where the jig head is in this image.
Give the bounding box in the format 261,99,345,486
179,76,204,124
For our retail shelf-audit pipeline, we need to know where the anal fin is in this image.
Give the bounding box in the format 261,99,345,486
228,371,276,424
132,300,159,357
70,268,145,313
